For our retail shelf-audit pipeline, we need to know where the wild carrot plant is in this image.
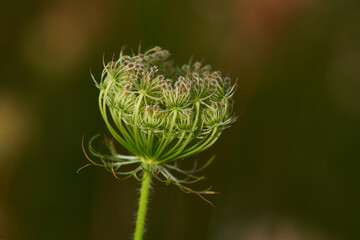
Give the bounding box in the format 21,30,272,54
82,46,236,240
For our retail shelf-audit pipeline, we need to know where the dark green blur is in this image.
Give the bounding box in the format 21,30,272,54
1,0,360,239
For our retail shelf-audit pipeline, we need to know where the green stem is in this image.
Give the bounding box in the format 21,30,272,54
134,164,152,240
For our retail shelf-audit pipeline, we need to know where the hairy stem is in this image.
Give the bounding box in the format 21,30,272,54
134,164,152,240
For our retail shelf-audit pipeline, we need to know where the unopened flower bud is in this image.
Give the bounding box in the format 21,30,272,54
194,61,201,69
212,102,218,109
182,65,190,71
212,72,219,78
150,66,158,73
224,77,231,85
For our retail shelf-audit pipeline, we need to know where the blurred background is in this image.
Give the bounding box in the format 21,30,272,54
1,0,360,239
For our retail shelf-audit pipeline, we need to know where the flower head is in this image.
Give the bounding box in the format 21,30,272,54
85,46,237,199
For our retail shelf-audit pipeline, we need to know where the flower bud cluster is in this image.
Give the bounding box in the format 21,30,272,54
95,46,236,162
